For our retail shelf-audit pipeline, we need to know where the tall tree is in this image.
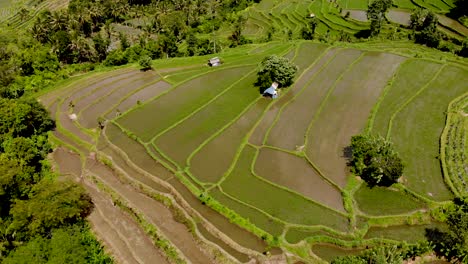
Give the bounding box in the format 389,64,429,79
367,0,393,36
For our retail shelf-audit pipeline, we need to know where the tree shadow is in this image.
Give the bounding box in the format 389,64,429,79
342,146,353,164
354,29,372,39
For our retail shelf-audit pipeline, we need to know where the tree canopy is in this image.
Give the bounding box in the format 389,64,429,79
367,0,393,36
256,55,298,90
349,134,404,187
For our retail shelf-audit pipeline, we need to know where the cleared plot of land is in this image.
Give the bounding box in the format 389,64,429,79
354,184,426,215
254,147,345,212
105,123,173,181
289,42,329,75
267,48,362,151
155,71,258,166
364,223,446,242
105,81,172,120
190,99,269,183
372,60,442,137
86,158,215,264
221,146,350,231
117,66,254,142
71,71,139,112
80,71,158,128
306,52,405,187
390,66,468,201
165,177,270,253
210,188,285,236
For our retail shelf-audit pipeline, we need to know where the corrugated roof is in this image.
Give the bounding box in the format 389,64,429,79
264,87,277,95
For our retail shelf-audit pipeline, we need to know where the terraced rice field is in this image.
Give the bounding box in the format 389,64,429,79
42,40,468,262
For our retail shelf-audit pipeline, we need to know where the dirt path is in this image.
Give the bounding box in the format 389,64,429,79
53,148,169,264
85,158,216,264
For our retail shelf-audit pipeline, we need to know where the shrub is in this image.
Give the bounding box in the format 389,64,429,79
139,55,152,70
103,49,128,66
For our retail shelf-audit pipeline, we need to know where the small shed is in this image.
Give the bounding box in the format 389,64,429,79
208,57,221,67
69,113,77,121
308,13,316,18
263,82,279,99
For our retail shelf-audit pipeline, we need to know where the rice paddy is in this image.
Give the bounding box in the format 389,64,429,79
42,38,468,262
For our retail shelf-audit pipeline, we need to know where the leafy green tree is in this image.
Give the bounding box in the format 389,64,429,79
3,224,112,264
426,197,468,262
0,98,55,139
93,34,110,62
331,255,367,264
229,15,247,47
119,32,129,51
256,55,298,90
350,134,404,186
103,49,128,66
302,17,318,40
410,8,429,30
139,55,152,70
367,0,393,36
8,180,93,240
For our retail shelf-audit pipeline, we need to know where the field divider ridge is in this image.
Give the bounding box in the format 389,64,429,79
103,77,164,119
249,147,350,218
364,59,409,133
385,64,446,139
94,147,249,264
301,52,367,188
185,97,263,178
149,67,258,144
261,46,337,146
115,64,258,125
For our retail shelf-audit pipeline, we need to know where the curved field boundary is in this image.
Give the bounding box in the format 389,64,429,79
386,65,446,139
440,92,468,197
388,65,468,201
220,145,351,231
369,59,443,136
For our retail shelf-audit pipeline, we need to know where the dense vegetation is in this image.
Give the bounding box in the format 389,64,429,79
350,134,404,187
256,55,297,89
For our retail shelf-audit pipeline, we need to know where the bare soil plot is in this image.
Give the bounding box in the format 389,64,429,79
105,123,173,181
210,187,285,236
354,184,426,215
105,81,172,120
53,148,169,264
190,99,270,183
97,136,171,194
58,111,94,144
86,158,215,264
166,177,270,253
79,71,158,128
437,14,468,36
39,68,134,107
306,52,405,187
156,72,258,167
118,66,254,142
87,183,170,264
341,10,368,22
372,60,442,137
196,223,251,263
52,147,82,177
71,71,139,112
390,66,468,201
387,10,410,26
221,146,350,231
254,148,345,212
267,49,362,151
249,48,339,145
